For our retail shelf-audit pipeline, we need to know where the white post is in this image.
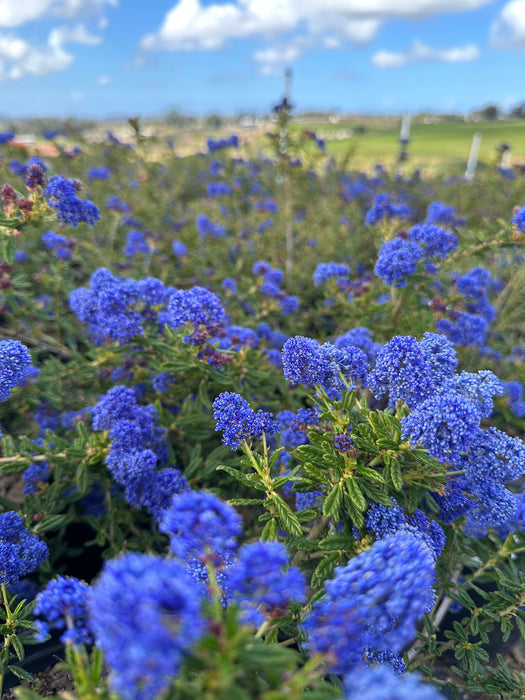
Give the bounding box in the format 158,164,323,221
501,148,512,170
400,114,411,142
465,131,482,182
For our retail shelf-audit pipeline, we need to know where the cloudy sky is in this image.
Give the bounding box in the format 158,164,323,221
0,0,524,117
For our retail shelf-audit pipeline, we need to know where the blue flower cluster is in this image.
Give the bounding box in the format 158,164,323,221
313,262,350,287
375,238,423,287
70,268,174,345
196,214,227,239
407,223,458,260
334,326,379,364
0,340,34,403
166,285,225,337
303,531,435,673
89,553,205,700
365,193,412,227
207,134,239,152
0,512,48,585
277,408,319,451
23,460,50,495
122,230,150,257
369,335,437,408
207,182,232,197
41,230,75,260
226,541,306,626
212,391,278,450
425,200,456,226
365,500,445,561
282,335,369,394
252,260,298,315
512,204,525,233
344,665,445,700
44,175,100,227
34,575,91,646
159,490,242,561
92,385,188,515
435,311,488,347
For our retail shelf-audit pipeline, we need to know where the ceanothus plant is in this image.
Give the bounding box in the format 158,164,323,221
1,128,525,700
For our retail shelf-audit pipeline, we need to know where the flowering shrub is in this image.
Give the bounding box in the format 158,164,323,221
0,116,524,700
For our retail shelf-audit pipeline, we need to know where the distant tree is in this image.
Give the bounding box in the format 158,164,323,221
205,114,223,129
509,102,525,119
480,104,500,121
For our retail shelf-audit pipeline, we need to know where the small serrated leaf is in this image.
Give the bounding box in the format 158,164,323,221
345,478,367,512
272,493,303,536
261,518,278,541
8,664,32,682
389,458,403,490
311,552,341,588
76,461,89,495
322,483,343,518
10,635,25,661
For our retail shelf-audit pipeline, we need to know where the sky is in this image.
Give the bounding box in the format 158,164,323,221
1,0,525,118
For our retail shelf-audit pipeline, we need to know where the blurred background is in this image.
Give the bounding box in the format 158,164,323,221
1,0,525,173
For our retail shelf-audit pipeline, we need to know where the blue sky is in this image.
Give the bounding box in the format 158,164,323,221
1,0,525,118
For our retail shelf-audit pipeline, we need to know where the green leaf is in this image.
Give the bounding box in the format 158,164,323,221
10,635,25,661
33,513,72,533
272,493,303,536
8,664,32,682
216,465,266,490
261,518,278,541
389,458,403,491
227,498,264,506
311,552,341,588
184,443,202,479
13,689,43,700
515,614,525,641
376,438,399,450
355,465,384,482
295,444,326,464
76,461,89,495
345,478,367,512
322,483,343,518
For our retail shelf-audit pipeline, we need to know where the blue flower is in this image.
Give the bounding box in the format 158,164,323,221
212,392,278,450
34,576,91,646
0,340,34,402
313,262,350,287
303,531,435,673
344,665,445,700
369,335,433,408
226,541,306,626
44,175,99,227
159,490,242,560
512,205,525,233
167,286,225,331
401,391,481,464
0,512,48,585
375,239,423,287
425,201,456,227
89,553,205,700
407,224,457,260
435,312,488,346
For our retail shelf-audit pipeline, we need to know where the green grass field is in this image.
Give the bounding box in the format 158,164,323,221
303,118,525,175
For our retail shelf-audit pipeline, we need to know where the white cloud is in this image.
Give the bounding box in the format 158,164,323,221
0,23,101,79
0,0,117,28
372,39,480,68
98,73,111,84
491,0,525,49
253,43,303,75
140,0,492,54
